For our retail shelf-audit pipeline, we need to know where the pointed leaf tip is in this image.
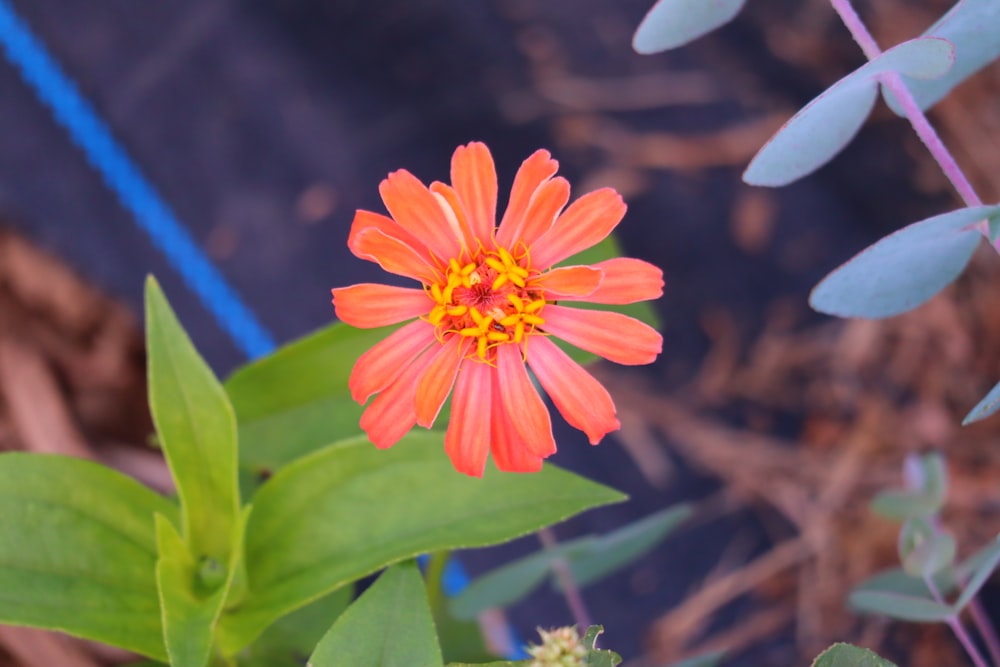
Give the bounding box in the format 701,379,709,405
744,37,955,187
963,377,1000,425
632,0,745,54
809,205,999,319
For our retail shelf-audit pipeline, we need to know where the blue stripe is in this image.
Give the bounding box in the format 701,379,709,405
0,0,276,359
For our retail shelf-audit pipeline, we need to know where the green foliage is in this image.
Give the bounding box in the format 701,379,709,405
964,377,1000,425
309,562,444,667
632,0,745,54
811,643,897,667
744,38,953,187
451,505,689,619
888,0,1000,112
225,323,396,471
809,205,1000,319
215,432,625,654
582,626,622,667
897,517,955,578
871,453,947,520
424,554,497,664
146,276,241,562
0,454,176,660
658,651,726,667
237,587,353,667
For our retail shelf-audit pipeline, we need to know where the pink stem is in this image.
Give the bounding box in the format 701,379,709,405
829,0,986,213
538,527,593,630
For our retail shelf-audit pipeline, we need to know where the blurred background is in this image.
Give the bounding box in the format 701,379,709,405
2,0,1000,665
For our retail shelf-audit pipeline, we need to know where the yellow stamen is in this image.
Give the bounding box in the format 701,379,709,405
487,331,509,342
509,273,526,288
449,258,463,274
499,314,519,327
525,299,545,313
511,265,530,278
477,337,487,359
523,314,545,326
461,262,476,275
514,321,525,343
447,305,468,316
470,307,485,327
430,283,443,303
460,327,482,337
507,294,523,311
485,256,506,273
491,274,508,290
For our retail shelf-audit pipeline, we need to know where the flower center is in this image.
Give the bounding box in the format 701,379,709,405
426,246,546,361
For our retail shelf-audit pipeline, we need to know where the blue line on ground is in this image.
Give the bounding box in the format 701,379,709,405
0,0,276,359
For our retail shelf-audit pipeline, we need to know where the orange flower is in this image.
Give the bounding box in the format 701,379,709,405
331,142,663,476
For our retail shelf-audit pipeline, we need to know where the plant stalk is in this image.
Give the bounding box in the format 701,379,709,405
924,574,991,667
829,0,986,213
538,527,593,630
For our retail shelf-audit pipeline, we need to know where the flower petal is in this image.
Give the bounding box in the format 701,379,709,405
415,336,468,428
526,336,620,444
490,371,545,473
499,177,570,250
331,284,431,329
559,258,664,304
496,345,557,458
451,142,498,244
359,347,433,449
429,182,478,254
349,209,429,262
349,319,437,403
445,361,493,477
380,169,463,261
541,305,662,366
496,149,560,247
533,265,602,299
530,188,627,269
351,227,440,284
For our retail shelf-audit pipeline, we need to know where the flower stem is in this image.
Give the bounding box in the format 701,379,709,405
969,597,1000,667
924,574,991,667
538,527,593,630
829,0,985,212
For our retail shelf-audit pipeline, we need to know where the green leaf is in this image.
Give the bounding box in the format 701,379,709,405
582,625,622,667
811,642,898,667
0,453,176,660
744,37,953,187
809,205,1000,319
215,432,624,654
852,566,956,600
238,587,353,667
309,562,443,667
872,453,948,520
885,0,1000,113
446,662,525,666
145,276,240,561
953,536,1000,611
225,323,398,472
425,554,497,664
450,505,689,619
848,590,953,622
449,539,598,621
964,377,1000,425
560,504,691,589
658,650,726,667
156,506,252,667
898,517,955,577
632,0,745,54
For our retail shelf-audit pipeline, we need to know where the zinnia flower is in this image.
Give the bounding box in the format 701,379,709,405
331,142,663,476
